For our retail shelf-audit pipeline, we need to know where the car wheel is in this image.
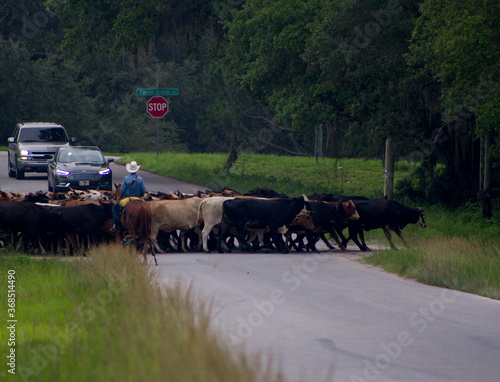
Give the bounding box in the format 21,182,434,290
48,178,53,192
15,159,24,180
8,155,15,178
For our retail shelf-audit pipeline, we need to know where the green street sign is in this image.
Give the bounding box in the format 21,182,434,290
136,88,179,96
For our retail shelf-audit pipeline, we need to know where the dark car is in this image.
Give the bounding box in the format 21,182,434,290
47,146,114,192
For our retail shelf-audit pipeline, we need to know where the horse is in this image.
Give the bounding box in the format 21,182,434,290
120,200,158,266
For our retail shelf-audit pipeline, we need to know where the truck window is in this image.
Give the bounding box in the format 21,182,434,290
19,128,68,143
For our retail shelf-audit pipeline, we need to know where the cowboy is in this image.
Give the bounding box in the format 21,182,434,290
112,161,147,231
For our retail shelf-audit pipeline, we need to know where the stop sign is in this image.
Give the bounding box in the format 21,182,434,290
147,96,169,118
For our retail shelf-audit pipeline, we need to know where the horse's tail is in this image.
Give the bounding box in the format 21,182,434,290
138,202,152,242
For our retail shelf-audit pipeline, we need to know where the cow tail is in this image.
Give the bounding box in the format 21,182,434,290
139,203,152,242
196,200,204,227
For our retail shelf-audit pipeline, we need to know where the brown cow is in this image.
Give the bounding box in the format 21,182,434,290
120,200,157,266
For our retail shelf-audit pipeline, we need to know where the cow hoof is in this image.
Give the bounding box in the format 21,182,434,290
339,245,346,251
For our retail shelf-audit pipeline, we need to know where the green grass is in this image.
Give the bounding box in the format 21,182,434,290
363,238,500,300
362,204,500,299
121,152,411,198
0,246,281,382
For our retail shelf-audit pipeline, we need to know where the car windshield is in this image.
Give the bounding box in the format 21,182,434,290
58,149,104,163
19,127,68,143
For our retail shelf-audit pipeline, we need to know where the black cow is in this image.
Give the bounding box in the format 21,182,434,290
337,198,426,251
287,200,360,252
308,193,370,203
0,201,60,252
49,202,114,252
218,196,311,253
244,188,289,199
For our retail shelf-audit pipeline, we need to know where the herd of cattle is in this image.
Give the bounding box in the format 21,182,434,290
0,186,426,258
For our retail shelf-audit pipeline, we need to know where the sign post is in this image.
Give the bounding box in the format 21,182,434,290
136,84,179,156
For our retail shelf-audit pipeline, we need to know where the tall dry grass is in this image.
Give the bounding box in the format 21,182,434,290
46,243,283,382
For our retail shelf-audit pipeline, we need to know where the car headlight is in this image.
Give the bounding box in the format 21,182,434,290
56,169,71,176
20,150,30,156
99,168,111,176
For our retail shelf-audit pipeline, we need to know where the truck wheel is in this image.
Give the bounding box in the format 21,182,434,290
8,154,15,178
8,164,15,178
15,161,25,180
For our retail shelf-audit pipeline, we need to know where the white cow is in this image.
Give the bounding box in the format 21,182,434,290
149,197,204,253
197,196,235,252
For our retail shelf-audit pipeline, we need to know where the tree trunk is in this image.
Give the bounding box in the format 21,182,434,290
224,137,238,171
480,131,492,218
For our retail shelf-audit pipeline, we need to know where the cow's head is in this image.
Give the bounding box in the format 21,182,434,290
291,208,315,231
414,208,426,228
342,200,360,221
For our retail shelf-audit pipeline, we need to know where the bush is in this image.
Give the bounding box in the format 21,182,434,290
397,164,477,206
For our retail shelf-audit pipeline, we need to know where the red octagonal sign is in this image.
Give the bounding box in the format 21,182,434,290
147,96,169,118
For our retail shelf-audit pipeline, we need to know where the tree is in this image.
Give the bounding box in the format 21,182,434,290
412,0,499,135
0,38,95,141
408,0,500,203
222,0,323,150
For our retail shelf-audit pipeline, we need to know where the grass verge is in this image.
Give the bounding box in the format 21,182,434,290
363,238,500,300
362,204,500,300
0,245,281,381
120,152,412,198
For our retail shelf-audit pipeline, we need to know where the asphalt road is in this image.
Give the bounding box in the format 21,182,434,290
0,152,204,194
1,151,499,382
158,251,500,382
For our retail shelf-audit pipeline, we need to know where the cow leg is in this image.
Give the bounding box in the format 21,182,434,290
293,232,307,252
336,226,349,248
327,226,346,250
202,222,216,252
217,222,231,253
179,231,188,253
394,229,408,248
348,225,369,251
229,222,252,251
305,232,320,252
383,228,398,250
320,233,335,250
149,226,163,254
285,231,300,252
272,231,288,254
150,241,158,266
235,229,252,251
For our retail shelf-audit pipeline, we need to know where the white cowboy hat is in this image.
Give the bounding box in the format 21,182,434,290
126,161,140,173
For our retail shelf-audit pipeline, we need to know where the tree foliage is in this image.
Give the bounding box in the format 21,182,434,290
411,0,500,135
0,0,497,204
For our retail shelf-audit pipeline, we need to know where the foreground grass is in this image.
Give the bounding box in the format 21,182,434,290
0,245,281,382
121,152,412,198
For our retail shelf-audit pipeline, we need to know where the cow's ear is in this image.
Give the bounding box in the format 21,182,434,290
302,194,309,202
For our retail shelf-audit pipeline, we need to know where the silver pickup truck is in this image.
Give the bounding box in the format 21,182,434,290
7,122,78,180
